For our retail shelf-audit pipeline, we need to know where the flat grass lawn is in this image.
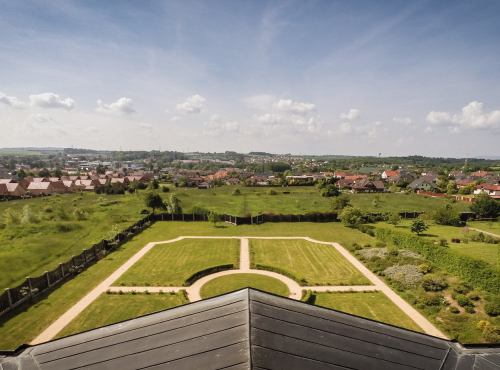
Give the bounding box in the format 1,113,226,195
0,192,145,291
379,220,500,264
113,239,240,287
56,293,183,338
0,222,375,350
314,291,422,332
200,274,289,299
250,239,371,286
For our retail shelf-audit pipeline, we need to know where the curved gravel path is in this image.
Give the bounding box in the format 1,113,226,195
31,236,447,344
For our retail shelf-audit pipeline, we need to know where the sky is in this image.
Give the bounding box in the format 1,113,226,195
1,0,500,157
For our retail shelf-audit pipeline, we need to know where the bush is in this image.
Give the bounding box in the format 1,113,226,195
421,274,448,291
468,292,481,301
438,238,449,248
183,265,235,286
454,282,472,295
178,289,189,304
266,188,277,195
375,242,387,248
338,206,364,226
419,293,442,306
449,306,460,314
482,325,500,343
419,263,432,274
387,212,402,226
232,189,241,196
320,184,340,197
73,208,87,221
387,245,399,256
162,186,170,193
455,294,473,307
484,302,500,317
301,289,314,304
253,263,307,285
433,205,461,226
464,306,475,314
44,206,53,213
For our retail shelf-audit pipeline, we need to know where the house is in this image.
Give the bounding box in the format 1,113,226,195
470,170,494,178
449,171,467,180
407,178,438,192
27,182,55,195
474,183,490,195
226,178,240,185
62,181,77,193
351,179,385,193
6,183,27,197
110,178,130,185
197,181,211,189
456,178,476,188
0,183,8,195
484,185,500,199
3,289,499,370
334,171,346,178
381,170,399,179
50,181,67,194
336,178,356,189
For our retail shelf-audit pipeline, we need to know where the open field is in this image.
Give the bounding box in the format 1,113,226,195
200,274,289,299
113,239,239,286
0,222,378,349
250,239,371,286
0,192,144,290
468,221,500,236
379,220,500,264
313,291,423,332
56,293,182,338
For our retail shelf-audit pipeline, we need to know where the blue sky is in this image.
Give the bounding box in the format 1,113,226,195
1,0,499,157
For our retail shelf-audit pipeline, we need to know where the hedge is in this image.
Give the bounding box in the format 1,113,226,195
252,263,308,286
178,289,189,304
182,264,235,286
375,228,500,294
301,289,313,304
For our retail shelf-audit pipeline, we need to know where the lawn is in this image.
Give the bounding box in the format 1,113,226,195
313,291,422,332
199,274,289,299
56,292,183,338
379,220,500,264
113,238,240,286
0,192,145,291
250,239,371,286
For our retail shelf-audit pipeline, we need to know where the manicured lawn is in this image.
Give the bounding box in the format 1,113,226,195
200,274,289,299
468,221,500,236
313,291,422,332
0,192,145,291
113,238,240,286
56,293,182,338
250,239,371,286
379,220,500,264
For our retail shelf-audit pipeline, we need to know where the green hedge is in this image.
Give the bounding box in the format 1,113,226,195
301,289,313,304
178,289,189,304
182,264,235,286
253,263,308,286
375,228,500,294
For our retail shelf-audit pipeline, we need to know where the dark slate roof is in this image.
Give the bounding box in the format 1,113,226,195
1,289,500,370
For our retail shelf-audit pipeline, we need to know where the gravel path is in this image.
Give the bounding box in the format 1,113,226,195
31,236,447,344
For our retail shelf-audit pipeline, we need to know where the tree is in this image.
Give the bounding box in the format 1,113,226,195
143,191,165,214
433,205,461,226
166,194,182,214
387,211,402,226
411,219,428,235
446,180,457,195
330,193,351,210
470,193,500,219
320,184,340,197
207,211,219,227
338,206,364,226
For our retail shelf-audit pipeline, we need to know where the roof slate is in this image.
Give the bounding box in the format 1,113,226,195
1,289,499,370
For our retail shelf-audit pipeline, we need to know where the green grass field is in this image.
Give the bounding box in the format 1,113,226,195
250,239,371,286
200,274,289,299
313,291,422,332
0,192,145,290
113,238,239,286
379,220,500,264
56,293,183,338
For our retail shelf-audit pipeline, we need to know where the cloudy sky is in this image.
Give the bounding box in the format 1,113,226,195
1,1,500,157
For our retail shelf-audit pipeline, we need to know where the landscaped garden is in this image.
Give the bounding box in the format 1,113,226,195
200,274,289,299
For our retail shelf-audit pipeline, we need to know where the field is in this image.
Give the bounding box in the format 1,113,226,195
250,239,371,286
379,220,500,264
313,291,422,332
200,274,289,299
113,239,239,286
56,293,183,338
0,192,144,290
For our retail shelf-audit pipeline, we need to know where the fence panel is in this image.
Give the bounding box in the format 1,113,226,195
0,291,10,313
31,275,49,292
73,252,86,267
61,261,72,275
48,268,62,284
9,280,29,304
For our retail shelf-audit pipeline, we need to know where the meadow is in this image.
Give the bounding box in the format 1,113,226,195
200,274,289,299
250,239,371,286
313,291,422,332
113,239,240,287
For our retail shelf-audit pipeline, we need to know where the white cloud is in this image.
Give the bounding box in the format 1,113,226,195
241,94,276,110
171,116,180,122
139,122,153,129
96,97,136,115
203,114,239,135
339,122,352,133
393,116,412,125
29,113,56,123
424,126,433,133
332,120,384,138
177,94,206,113
86,126,99,132
395,136,414,147
426,101,500,131
0,91,27,109
255,113,284,124
30,93,76,110
273,99,316,114
340,109,360,120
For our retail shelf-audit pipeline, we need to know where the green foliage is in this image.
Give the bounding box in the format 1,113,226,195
191,204,209,214
330,193,351,210
165,194,182,214
301,289,314,304
178,289,189,305
434,205,461,226
143,191,165,214
419,263,432,274
482,325,500,343
253,263,308,285
464,306,475,314
449,306,460,314
182,264,235,286
375,227,500,294
207,211,220,227
161,186,170,193
232,188,241,196
55,207,70,221
454,282,472,294
73,208,87,221
421,274,448,291
20,205,39,224
470,193,500,219
455,294,473,307
266,188,277,195
387,211,401,226
410,219,428,235
484,302,500,317
320,184,340,197
338,206,364,226
4,208,20,225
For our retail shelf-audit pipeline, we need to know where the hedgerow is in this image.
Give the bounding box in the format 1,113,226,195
178,289,189,304
301,289,313,304
252,263,308,285
375,228,500,294
182,264,235,286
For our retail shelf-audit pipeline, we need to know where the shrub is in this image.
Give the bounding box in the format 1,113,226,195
20,205,39,224
162,186,170,193
455,294,473,307
482,325,500,343
464,306,475,314
477,320,490,330
183,265,235,286
320,184,340,197
438,238,449,248
338,206,364,226
267,188,277,195
44,206,53,213
139,208,150,214
387,245,399,256
330,193,351,210
375,242,387,248
484,302,500,317
73,208,87,221
410,219,428,235
419,263,432,274
301,289,314,304
421,274,448,291
178,289,189,304
449,306,460,314
454,283,472,295
419,292,442,306
387,212,402,226
363,243,371,249
232,188,241,196
191,204,209,214
433,205,461,226
351,243,363,251
468,292,481,301
253,264,308,285
56,207,70,221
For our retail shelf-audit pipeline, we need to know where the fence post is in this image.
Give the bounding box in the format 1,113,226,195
72,255,76,266
193,213,195,221
83,249,88,263
182,213,184,221
5,289,12,308
162,213,163,221
172,213,174,221
204,213,206,221
27,276,33,295
60,263,65,277
45,271,50,288
251,216,253,225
